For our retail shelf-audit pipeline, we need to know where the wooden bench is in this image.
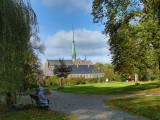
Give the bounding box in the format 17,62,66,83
29,94,49,109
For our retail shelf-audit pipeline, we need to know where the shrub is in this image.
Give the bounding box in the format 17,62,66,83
39,79,46,86
65,77,86,85
85,78,98,83
81,79,86,84
147,74,157,80
67,77,74,85
45,76,60,86
98,78,103,83
71,77,85,85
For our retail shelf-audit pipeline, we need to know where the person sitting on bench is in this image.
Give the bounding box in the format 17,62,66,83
37,86,49,107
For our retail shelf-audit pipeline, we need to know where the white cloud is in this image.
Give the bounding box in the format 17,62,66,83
45,29,110,61
89,56,112,64
42,0,92,13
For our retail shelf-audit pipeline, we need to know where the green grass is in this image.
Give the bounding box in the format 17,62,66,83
0,105,68,120
47,81,160,95
105,96,160,120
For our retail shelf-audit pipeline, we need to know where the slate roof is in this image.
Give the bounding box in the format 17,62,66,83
48,60,74,66
70,65,103,74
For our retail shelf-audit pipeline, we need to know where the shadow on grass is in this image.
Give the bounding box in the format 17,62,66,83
50,81,160,95
106,96,160,120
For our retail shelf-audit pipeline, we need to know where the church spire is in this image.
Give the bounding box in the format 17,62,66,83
73,27,75,42
84,55,87,61
72,27,76,62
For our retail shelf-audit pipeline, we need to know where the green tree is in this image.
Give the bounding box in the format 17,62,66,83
23,43,44,90
54,59,72,88
92,0,160,80
95,63,121,81
0,0,40,104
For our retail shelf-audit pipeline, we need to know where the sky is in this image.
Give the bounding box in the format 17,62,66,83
30,0,112,68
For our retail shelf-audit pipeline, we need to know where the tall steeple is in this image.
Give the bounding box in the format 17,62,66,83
72,27,76,62
84,55,87,61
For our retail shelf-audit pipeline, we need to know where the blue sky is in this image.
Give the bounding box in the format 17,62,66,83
30,0,111,67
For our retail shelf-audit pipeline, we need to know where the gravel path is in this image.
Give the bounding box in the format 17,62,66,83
48,90,148,120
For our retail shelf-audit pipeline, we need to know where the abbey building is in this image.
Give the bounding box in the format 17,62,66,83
43,30,104,78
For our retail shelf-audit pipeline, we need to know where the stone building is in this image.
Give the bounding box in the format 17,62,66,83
43,29,104,78
68,65,103,78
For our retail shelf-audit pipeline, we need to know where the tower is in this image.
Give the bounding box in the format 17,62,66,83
84,55,87,61
72,27,76,62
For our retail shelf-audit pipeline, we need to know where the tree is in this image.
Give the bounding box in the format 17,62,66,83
0,0,41,104
54,59,72,88
23,43,44,90
95,63,121,81
92,0,160,80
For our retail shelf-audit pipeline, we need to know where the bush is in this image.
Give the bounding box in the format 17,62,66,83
67,77,74,85
81,79,86,84
39,79,46,86
70,77,85,85
147,74,156,80
120,75,127,82
85,78,98,83
63,78,69,85
67,77,99,84
98,78,103,83
45,76,60,86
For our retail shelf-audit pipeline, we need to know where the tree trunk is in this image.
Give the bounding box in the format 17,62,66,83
6,92,13,107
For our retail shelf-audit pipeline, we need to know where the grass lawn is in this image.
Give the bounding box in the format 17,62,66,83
47,80,160,95
0,105,68,120
105,96,160,120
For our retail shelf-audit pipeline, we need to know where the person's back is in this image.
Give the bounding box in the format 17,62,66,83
38,90,48,104
37,86,49,106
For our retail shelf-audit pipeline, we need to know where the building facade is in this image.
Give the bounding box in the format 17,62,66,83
68,65,103,78
43,29,104,78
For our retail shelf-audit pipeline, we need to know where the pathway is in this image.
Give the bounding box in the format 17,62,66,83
48,90,151,120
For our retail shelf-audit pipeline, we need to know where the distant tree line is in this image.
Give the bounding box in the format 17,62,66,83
94,63,122,81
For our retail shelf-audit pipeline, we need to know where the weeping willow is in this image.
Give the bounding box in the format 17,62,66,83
0,0,38,93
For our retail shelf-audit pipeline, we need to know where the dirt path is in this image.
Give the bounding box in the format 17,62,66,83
48,90,155,120
21,91,160,120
